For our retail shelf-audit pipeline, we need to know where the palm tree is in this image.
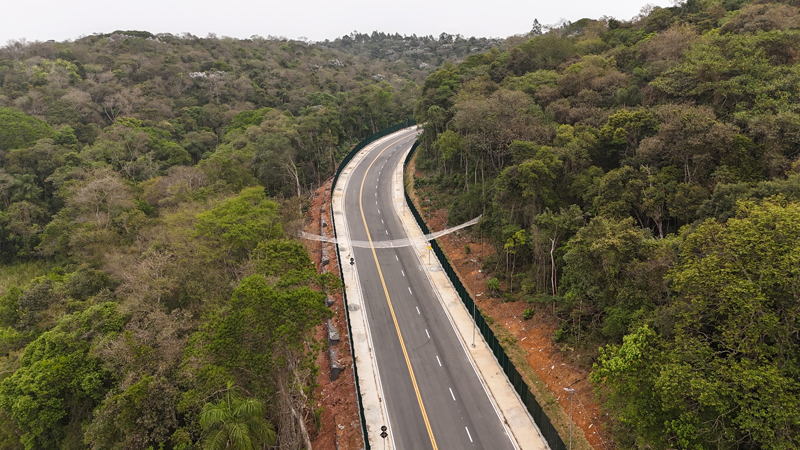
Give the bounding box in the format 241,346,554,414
200,382,276,450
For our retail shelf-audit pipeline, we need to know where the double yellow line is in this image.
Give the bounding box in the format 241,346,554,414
357,132,438,450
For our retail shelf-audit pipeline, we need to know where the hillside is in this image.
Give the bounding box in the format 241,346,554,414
0,31,466,450
413,0,800,448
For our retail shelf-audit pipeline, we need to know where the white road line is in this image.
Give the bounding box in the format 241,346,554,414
466,427,473,443
401,270,405,276
416,306,420,314
375,200,378,204
378,209,380,214
385,230,389,235
449,388,456,401
408,287,412,294
381,219,384,224
395,255,399,261
436,355,442,366
425,329,430,338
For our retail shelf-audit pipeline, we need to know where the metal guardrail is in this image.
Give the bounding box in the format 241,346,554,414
402,141,568,450
329,119,416,450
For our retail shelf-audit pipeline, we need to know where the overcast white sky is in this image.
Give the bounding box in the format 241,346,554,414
1,0,674,45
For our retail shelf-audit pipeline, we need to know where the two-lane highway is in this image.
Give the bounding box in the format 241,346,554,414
340,128,516,450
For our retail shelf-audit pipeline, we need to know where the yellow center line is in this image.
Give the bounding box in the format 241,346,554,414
357,132,438,450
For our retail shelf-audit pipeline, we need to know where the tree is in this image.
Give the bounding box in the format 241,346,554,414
594,198,800,449
0,108,54,152
560,216,670,345
200,382,276,450
0,303,125,450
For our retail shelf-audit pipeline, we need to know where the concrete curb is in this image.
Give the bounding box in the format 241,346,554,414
332,131,412,450
392,142,550,450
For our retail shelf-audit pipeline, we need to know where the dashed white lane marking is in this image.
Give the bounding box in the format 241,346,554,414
416,306,421,314
381,219,384,224
378,209,380,214
425,329,430,339
408,287,412,294
401,270,405,277
436,355,442,367
376,200,378,204
466,427,473,443
395,255,399,261
385,230,389,235
449,388,456,401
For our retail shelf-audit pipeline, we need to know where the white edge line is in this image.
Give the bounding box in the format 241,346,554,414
336,128,417,450
450,387,456,401
392,141,524,450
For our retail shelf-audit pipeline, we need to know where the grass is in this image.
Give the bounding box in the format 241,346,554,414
0,261,51,296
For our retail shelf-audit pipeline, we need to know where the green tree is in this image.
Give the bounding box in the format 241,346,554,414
199,382,276,450
0,303,125,450
0,108,54,152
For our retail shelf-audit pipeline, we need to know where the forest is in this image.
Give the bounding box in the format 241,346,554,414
0,29,451,450
1,0,799,448
413,0,800,448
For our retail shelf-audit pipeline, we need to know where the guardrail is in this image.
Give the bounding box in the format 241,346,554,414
330,119,416,450
403,141,568,450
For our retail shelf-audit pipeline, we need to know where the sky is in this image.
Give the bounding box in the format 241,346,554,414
1,0,675,45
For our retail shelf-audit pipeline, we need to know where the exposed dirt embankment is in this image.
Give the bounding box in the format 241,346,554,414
407,159,613,450
304,180,364,450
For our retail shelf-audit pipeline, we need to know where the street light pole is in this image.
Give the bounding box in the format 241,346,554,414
564,387,575,450
470,258,478,347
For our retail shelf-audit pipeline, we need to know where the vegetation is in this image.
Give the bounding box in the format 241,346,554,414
413,0,800,447
0,29,448,449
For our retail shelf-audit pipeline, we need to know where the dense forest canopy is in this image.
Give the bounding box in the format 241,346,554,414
413,0,800,448
0,29,479,450
2,0,800,448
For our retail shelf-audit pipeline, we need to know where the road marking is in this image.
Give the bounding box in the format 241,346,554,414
408,287,412,294
449,388,456,401
395,255,399,261
381,219,384,224
401,270,405,277
376,200,378,204
385,230,389,235
426,329,430,339
356,133,439,450
378,209,380,214
466,427,473,443
436,355,442,366
416,306,421,314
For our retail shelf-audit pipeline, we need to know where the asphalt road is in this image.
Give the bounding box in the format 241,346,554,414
341,129,516,450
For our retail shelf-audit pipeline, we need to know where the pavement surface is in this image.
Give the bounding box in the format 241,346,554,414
332,127,548,450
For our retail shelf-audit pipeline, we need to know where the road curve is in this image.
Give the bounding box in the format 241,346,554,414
340,128,516,450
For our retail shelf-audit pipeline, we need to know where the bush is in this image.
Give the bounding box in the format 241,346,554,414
486,277,500,294
523,308,534,320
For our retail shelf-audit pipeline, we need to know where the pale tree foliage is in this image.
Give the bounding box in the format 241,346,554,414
68,168,135,228
102,87,144,122
142,165,207,209
62,88,98,120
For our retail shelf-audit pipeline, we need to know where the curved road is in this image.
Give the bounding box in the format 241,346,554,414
341,128,516,450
